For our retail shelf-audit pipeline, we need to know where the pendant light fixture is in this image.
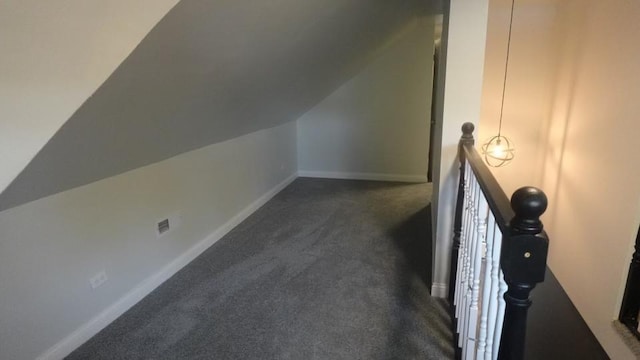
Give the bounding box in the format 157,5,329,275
482,0,516,167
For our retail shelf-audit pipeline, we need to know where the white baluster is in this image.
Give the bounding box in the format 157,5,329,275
457,168,470,344
492,232,508,359
461,174,479,354
465,186,488,359
477,212,497,359
455,161,472,317
456,164,473,324
453,163,469,312
460,172,477,349
485,221,502,360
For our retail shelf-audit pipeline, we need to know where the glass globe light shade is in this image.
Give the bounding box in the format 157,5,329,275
481,135,515,167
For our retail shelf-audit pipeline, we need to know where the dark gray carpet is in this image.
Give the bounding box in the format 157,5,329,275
67,178,454,360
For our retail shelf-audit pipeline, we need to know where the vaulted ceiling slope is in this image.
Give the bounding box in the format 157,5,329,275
0,0,180,204
0,0,436,211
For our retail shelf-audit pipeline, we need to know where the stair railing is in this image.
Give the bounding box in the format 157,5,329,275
449,123,549,360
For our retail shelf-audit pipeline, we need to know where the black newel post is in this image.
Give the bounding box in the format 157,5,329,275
448,122,475,303
498,187,549,360
619,227,640,333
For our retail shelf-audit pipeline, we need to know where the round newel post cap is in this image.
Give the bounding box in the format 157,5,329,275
510,187,548,234
461,123,475,144
462,122,475,135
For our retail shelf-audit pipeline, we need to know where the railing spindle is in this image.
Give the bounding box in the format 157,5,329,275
455,160,472,320
494,267,507,358
458,166,475,332
477,212,496,359
485,220,502,360
449,123,549,360
461,174,479,349
465,187,488,359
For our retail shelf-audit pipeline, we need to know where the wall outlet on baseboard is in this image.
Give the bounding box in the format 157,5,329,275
89,271,108,290
156,212,182,238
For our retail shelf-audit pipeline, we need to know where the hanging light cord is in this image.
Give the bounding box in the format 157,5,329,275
497,0,515,137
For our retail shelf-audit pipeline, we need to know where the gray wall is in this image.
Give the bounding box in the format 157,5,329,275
297,18,435,181
0,0,429,211
0,1,444,358
0,123,297,360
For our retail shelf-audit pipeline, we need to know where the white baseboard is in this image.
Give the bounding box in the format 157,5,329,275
297,170,427,183
37,173,297,360
431,283,448,298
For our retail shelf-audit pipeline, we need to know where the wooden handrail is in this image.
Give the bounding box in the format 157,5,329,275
449,122,550,360
462,145,513,235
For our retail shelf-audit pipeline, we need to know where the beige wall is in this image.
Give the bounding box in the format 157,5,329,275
0,0,179,195
479,0,561,195
540,1,640,358
479,0,640,357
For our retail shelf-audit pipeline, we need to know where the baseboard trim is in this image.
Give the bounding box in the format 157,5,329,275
297,171,427,183
36,173,297,360
431,283,448,298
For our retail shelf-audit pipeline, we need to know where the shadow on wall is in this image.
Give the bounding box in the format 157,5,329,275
538,2,586,233
296,17,434,180
0,0,430,212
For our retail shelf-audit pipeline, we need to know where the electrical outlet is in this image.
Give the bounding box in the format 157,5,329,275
157,218,170,236
89,271,108,290
156,212,182,238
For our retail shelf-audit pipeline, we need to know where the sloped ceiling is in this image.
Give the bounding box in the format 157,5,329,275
0,0,180,204
0,0,439,211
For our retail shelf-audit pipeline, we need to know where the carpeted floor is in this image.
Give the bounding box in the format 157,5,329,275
67,178,454,360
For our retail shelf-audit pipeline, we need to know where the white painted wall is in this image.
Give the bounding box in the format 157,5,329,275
537,0,640,357
0,0,179,195
431,0,490,297
296,18,434,182
0,122,297,360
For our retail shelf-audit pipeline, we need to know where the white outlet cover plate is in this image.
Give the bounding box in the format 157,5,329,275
89,270,108,289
